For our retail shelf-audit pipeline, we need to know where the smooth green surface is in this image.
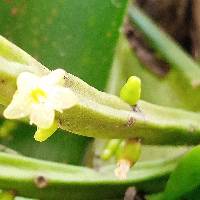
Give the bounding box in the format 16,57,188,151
0,152,178,200
0,0,128,164
0,0,127,90
164,146,200,200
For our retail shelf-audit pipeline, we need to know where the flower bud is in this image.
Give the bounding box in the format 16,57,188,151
120,76,141,106
115,139,141,179
101,139,122,160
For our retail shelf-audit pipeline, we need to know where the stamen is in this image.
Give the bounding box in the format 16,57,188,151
31,88,47,103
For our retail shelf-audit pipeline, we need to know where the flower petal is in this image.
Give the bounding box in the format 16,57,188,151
41,69,66,86
30,103,55,129
47,86,78,112
17,72,39,92
3,92,32,119
34,121,58,142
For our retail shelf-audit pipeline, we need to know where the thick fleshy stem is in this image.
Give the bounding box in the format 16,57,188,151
1,36,200,145
0,152,179,199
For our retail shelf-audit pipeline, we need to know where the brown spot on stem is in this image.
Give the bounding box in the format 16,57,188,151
0,79,5,84
5,190,17,197
127,115,136,127
58,118,63,127
4,0,12,3
133,105,146,121
34,175,48,188
128,138,141,143
133,105,142,113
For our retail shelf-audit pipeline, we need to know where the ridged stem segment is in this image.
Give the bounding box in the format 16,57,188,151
1,36,200,145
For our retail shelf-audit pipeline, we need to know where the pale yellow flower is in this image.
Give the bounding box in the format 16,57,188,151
3,69,78,129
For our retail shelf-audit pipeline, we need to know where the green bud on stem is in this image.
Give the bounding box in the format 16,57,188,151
120,76,141,106
101,139,122,160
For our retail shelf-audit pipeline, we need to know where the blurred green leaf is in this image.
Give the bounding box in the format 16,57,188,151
0,0,128,90
128,6,200,88
0,0,128,164
163,146,200,200
109,5,200,111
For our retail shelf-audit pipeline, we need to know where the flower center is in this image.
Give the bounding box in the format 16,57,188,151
31,88,47,103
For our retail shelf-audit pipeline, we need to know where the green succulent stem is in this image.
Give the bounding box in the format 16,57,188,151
0,152,179,199
61,100,200,145
1,36,200,145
